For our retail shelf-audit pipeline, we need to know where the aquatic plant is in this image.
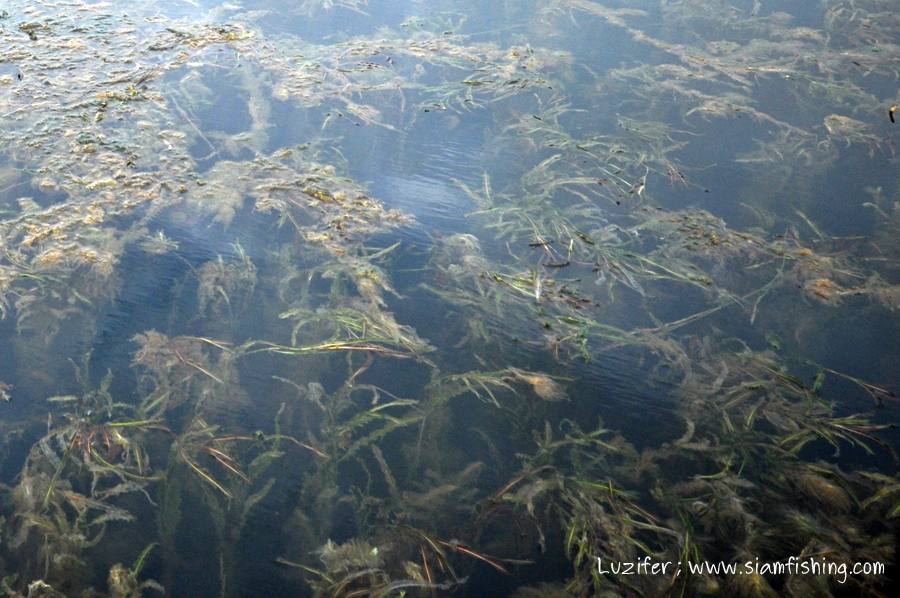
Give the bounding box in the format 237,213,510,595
1,0,899,596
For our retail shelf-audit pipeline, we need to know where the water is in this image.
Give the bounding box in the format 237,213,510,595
1,1,899,596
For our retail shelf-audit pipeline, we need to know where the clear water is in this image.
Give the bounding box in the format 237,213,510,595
1,1,899,596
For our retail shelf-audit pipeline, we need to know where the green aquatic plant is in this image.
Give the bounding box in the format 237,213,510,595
262,301,434,363
197,244,257,322
1,0,899,596
106,543,163,598
0,357,164,591
132,331,234,417
278,535,470,598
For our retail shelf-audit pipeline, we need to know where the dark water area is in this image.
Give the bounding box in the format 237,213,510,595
1,1,899,596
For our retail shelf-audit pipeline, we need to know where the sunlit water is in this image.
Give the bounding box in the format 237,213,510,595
1,1,898,596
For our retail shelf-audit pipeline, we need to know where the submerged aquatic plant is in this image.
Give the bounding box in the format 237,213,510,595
0,0,899,596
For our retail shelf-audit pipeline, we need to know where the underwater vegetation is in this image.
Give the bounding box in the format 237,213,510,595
1,0,899,596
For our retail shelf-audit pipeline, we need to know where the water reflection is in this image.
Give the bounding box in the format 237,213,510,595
0,0,898,596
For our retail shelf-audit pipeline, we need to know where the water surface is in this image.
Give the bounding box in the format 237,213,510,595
1,1,899,596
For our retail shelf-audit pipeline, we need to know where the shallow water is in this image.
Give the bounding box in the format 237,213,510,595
1,1,899,596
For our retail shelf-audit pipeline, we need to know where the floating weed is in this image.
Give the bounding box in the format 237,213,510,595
1,0,900,595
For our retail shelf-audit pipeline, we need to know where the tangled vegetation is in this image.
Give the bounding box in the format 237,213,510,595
1,0,898,596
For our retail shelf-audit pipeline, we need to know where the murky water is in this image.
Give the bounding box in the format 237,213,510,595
1,1,899,596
